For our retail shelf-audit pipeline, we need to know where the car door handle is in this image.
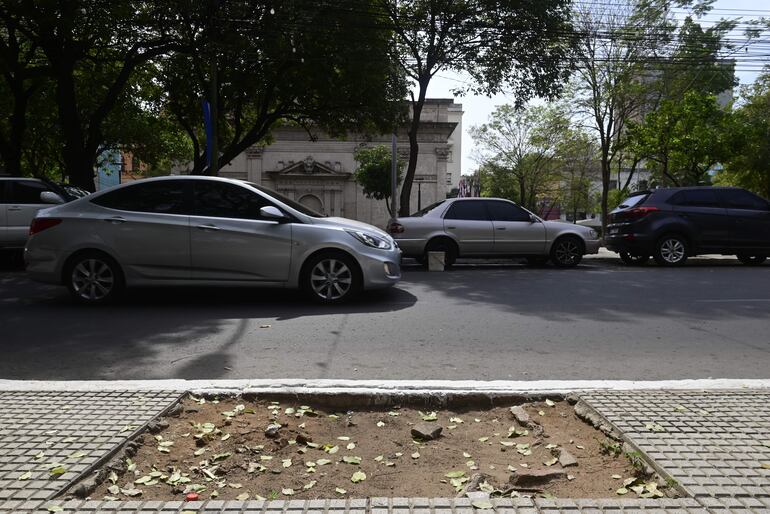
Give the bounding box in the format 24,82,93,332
446,226,456,230
104,216,127,224
7,206,22,211
196,224,221,231
496,227,506,230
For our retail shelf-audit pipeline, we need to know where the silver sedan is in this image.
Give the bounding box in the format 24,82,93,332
25,176,401,304
388,198,600,267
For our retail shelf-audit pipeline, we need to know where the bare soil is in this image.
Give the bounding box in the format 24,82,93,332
88,396,668,502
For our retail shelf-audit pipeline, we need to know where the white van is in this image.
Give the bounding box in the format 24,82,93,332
0,177,68,250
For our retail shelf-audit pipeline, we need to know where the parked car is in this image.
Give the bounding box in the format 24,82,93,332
0,177,70,251
25,176,401,304
388,197,601,267
605,186,770,266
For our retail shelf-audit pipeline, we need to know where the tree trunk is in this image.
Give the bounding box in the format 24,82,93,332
600,148,611,238
399,79,428,217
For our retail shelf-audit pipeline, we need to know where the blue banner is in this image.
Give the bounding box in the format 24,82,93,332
202,99,214,172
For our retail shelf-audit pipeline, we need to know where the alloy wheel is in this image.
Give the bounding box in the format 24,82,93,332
71,258,115,301
310,258,353,301
660,238,685,264
553,239,581,266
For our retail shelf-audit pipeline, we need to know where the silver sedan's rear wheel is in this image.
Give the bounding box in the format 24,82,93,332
550,236,584,268
65,252,124,304
304,252,361,304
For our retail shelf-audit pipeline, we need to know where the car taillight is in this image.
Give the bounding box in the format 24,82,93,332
29,218,62,235
388,221,404,234
618,206,659,221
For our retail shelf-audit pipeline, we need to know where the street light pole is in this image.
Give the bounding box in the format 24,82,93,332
208,0,219,175
390,133,398,221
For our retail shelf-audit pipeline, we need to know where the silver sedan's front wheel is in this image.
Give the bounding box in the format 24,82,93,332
550,236,584,268
65,252,124,304
304,253,361,304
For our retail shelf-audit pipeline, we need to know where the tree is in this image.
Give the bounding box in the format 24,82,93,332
555,128,599,222
381,0,573,217
0,1,179,190
627,91,734,186
353,145,404,216
716,70,770,198
163,0,407,176
471,104,567,212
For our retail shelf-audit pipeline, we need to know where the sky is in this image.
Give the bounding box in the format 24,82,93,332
421,0,769,176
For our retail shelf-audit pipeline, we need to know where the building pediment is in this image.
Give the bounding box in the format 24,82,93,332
266,156,349,178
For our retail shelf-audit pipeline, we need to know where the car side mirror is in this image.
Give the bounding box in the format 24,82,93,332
260,206,287,221
529,214,538,223
40,191,65,204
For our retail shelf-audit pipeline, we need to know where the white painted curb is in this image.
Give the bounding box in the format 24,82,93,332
0,378,768,395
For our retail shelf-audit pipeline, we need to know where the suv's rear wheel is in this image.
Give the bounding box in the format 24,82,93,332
737,254,767,266
65,251,124,304
550,236,583,268
619,252,650,265
654,234,688,266
303,252,361,304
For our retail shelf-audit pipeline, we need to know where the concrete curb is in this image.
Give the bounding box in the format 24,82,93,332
1,378,769,394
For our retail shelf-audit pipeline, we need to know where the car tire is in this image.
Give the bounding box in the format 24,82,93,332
619,252,650,265
737,254,767,266
550,236,584,268
653,234,688,266
64,251,124,305
424,238,457,268
302,251,361,304
526,256,549,267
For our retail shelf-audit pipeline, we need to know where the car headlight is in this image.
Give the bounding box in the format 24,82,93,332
345,229,393,250
589,229,598,239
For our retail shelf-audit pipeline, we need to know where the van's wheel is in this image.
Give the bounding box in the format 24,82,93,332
653,234,688,266
303,252,361,304
424,239,457,268
64,251,124,304
550,236,583,268
737,254,767,266
619,252,650,265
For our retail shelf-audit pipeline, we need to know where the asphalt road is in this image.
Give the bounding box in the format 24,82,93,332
1,253,769,381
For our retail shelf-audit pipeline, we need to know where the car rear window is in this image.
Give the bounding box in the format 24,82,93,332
411,200,446,217
616,193,648,210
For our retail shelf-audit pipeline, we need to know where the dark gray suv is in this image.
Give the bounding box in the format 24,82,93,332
605,187,770,266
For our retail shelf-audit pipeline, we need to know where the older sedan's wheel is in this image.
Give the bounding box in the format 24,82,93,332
550,236,584,268
65,252,124,304
304,252,361,304
653,234,688,266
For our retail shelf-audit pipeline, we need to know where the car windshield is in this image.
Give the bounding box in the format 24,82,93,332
410,200,446,217
617,193,648,209
246,182,326,218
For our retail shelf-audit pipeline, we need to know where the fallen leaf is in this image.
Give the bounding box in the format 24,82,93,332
543,457,558,467
419,411,438,421
303,480,317,490
121,488,142,497
49,466,66,477
450,417,464,423
376,421,385,427
316,459,332,466
616,487,629,495
326,445,340,454
350,471,366,483
576,445,585,449
545,399,556,407
346,443,356,450
281,488,295,496
611,474,622,479
538,410,545,416
343,456,362,465
337,436,350,441
236,493,250,501
411,452,420,459
374,455,384,462
18,471,32,481
567,474,576,481
500,441,515,447
282,459,292,468
335,487,347,494
478,437,489,443
108,485,120,495
445,470,465,478
46,507,63,513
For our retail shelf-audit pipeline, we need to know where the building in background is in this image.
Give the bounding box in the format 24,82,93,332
208,99,463,228
95,150,147,190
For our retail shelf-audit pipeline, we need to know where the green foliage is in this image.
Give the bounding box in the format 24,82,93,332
716,70,770,198
391,0,574,215
352,145,404,216
627,91,735,187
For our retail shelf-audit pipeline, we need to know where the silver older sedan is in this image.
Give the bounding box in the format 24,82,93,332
388,198,600,267
25,176,401,304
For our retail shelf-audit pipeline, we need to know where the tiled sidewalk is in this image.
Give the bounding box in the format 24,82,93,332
0,390,182,502
0,389,769,513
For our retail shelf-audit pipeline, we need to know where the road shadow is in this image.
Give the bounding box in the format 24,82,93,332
0,271,416,380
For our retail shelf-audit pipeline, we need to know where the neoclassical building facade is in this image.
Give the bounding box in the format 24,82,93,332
213,99,462,229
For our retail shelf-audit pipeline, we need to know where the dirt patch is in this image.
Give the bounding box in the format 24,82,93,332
87,396,672,501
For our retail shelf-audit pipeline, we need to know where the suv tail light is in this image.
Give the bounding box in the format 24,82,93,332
29,218,62,236
388,221,404,234
615,206,659,221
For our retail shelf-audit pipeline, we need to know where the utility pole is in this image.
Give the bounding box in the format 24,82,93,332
390,133,398,221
